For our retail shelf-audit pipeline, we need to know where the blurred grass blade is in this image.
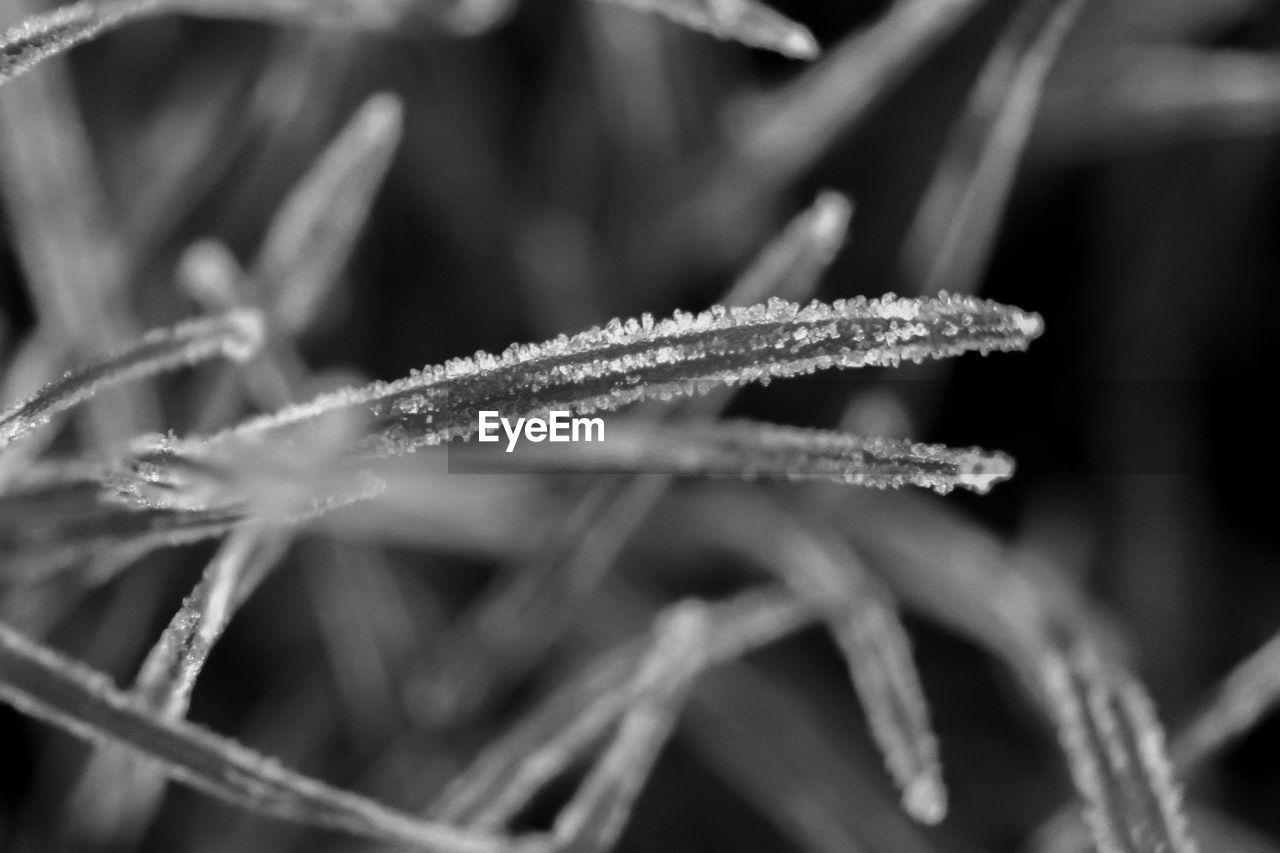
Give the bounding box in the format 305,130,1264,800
254,92,404,334
1171,627,1280,771
65,528,291,847
1041,644,1199,853
551,601,711,851
722,190,853,307
0,310,264,451
0,621,527,853
428,586,814,828
900,0,1087,295
719,0,985,187
460,418,1015,495
213,294,1042,456
596,0,818,59
685,492,945,824
0,26,146,446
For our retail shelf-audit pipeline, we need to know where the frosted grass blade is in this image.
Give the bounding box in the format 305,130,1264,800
550,601,711,851
0,27,148,446
392,203,853,726
717,0,984,188
0,621,529,853
64,528,291,847
0,310,264,451
900,0,1087,295
1,0,412,89
595,0,818,59
209,293,1042,457
458,418,1014,495
254,93,404,334
1041,645,1199,853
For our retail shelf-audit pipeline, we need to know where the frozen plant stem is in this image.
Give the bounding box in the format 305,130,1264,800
0,310,264,451
198,293,1043,459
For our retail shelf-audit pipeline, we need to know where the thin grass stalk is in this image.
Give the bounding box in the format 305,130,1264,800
1040,644,1199,853
0,620,532,853
550,600,712,852
0,310,263,451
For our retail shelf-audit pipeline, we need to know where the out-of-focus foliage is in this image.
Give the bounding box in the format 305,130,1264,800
2,0,1280,851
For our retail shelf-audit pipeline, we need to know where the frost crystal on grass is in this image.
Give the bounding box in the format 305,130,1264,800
1042,645,1199,853
478,419,1015,495
599,0,819,60
212,293,1042,458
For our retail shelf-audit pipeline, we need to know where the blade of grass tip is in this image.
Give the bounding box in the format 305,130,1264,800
899,0,1088,297
459,418,1015,496
402,199,852,724
0,621,531,853
426,586,814,829
1040,643,1199,853
253,92,404,335
63,528,291,848
720,190,854,308
715,0,985,191
684,660,941,853
0,309,264,451
680,491,945,824
593,0,818,59
0,29,149,447
1170,626,1280,772
550,600,712,852
202,294,1042,458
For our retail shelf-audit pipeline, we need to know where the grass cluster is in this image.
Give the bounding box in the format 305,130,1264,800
2,0,1280,851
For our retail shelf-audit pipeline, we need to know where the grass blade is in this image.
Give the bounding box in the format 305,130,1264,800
404,194,854,725
63,528,291,847
0,621,529,853
595,0,818,59
899,0,1088,295
427,586,814,828
1171,627,1280,771
458,418,1015,495
1041,644,1199,853
254,92,404,335
207,293,1042,456
0,310,264,451
551,600,712,852
721,190,854,307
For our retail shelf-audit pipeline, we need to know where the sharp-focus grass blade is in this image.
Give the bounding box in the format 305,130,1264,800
455,418,1015,495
